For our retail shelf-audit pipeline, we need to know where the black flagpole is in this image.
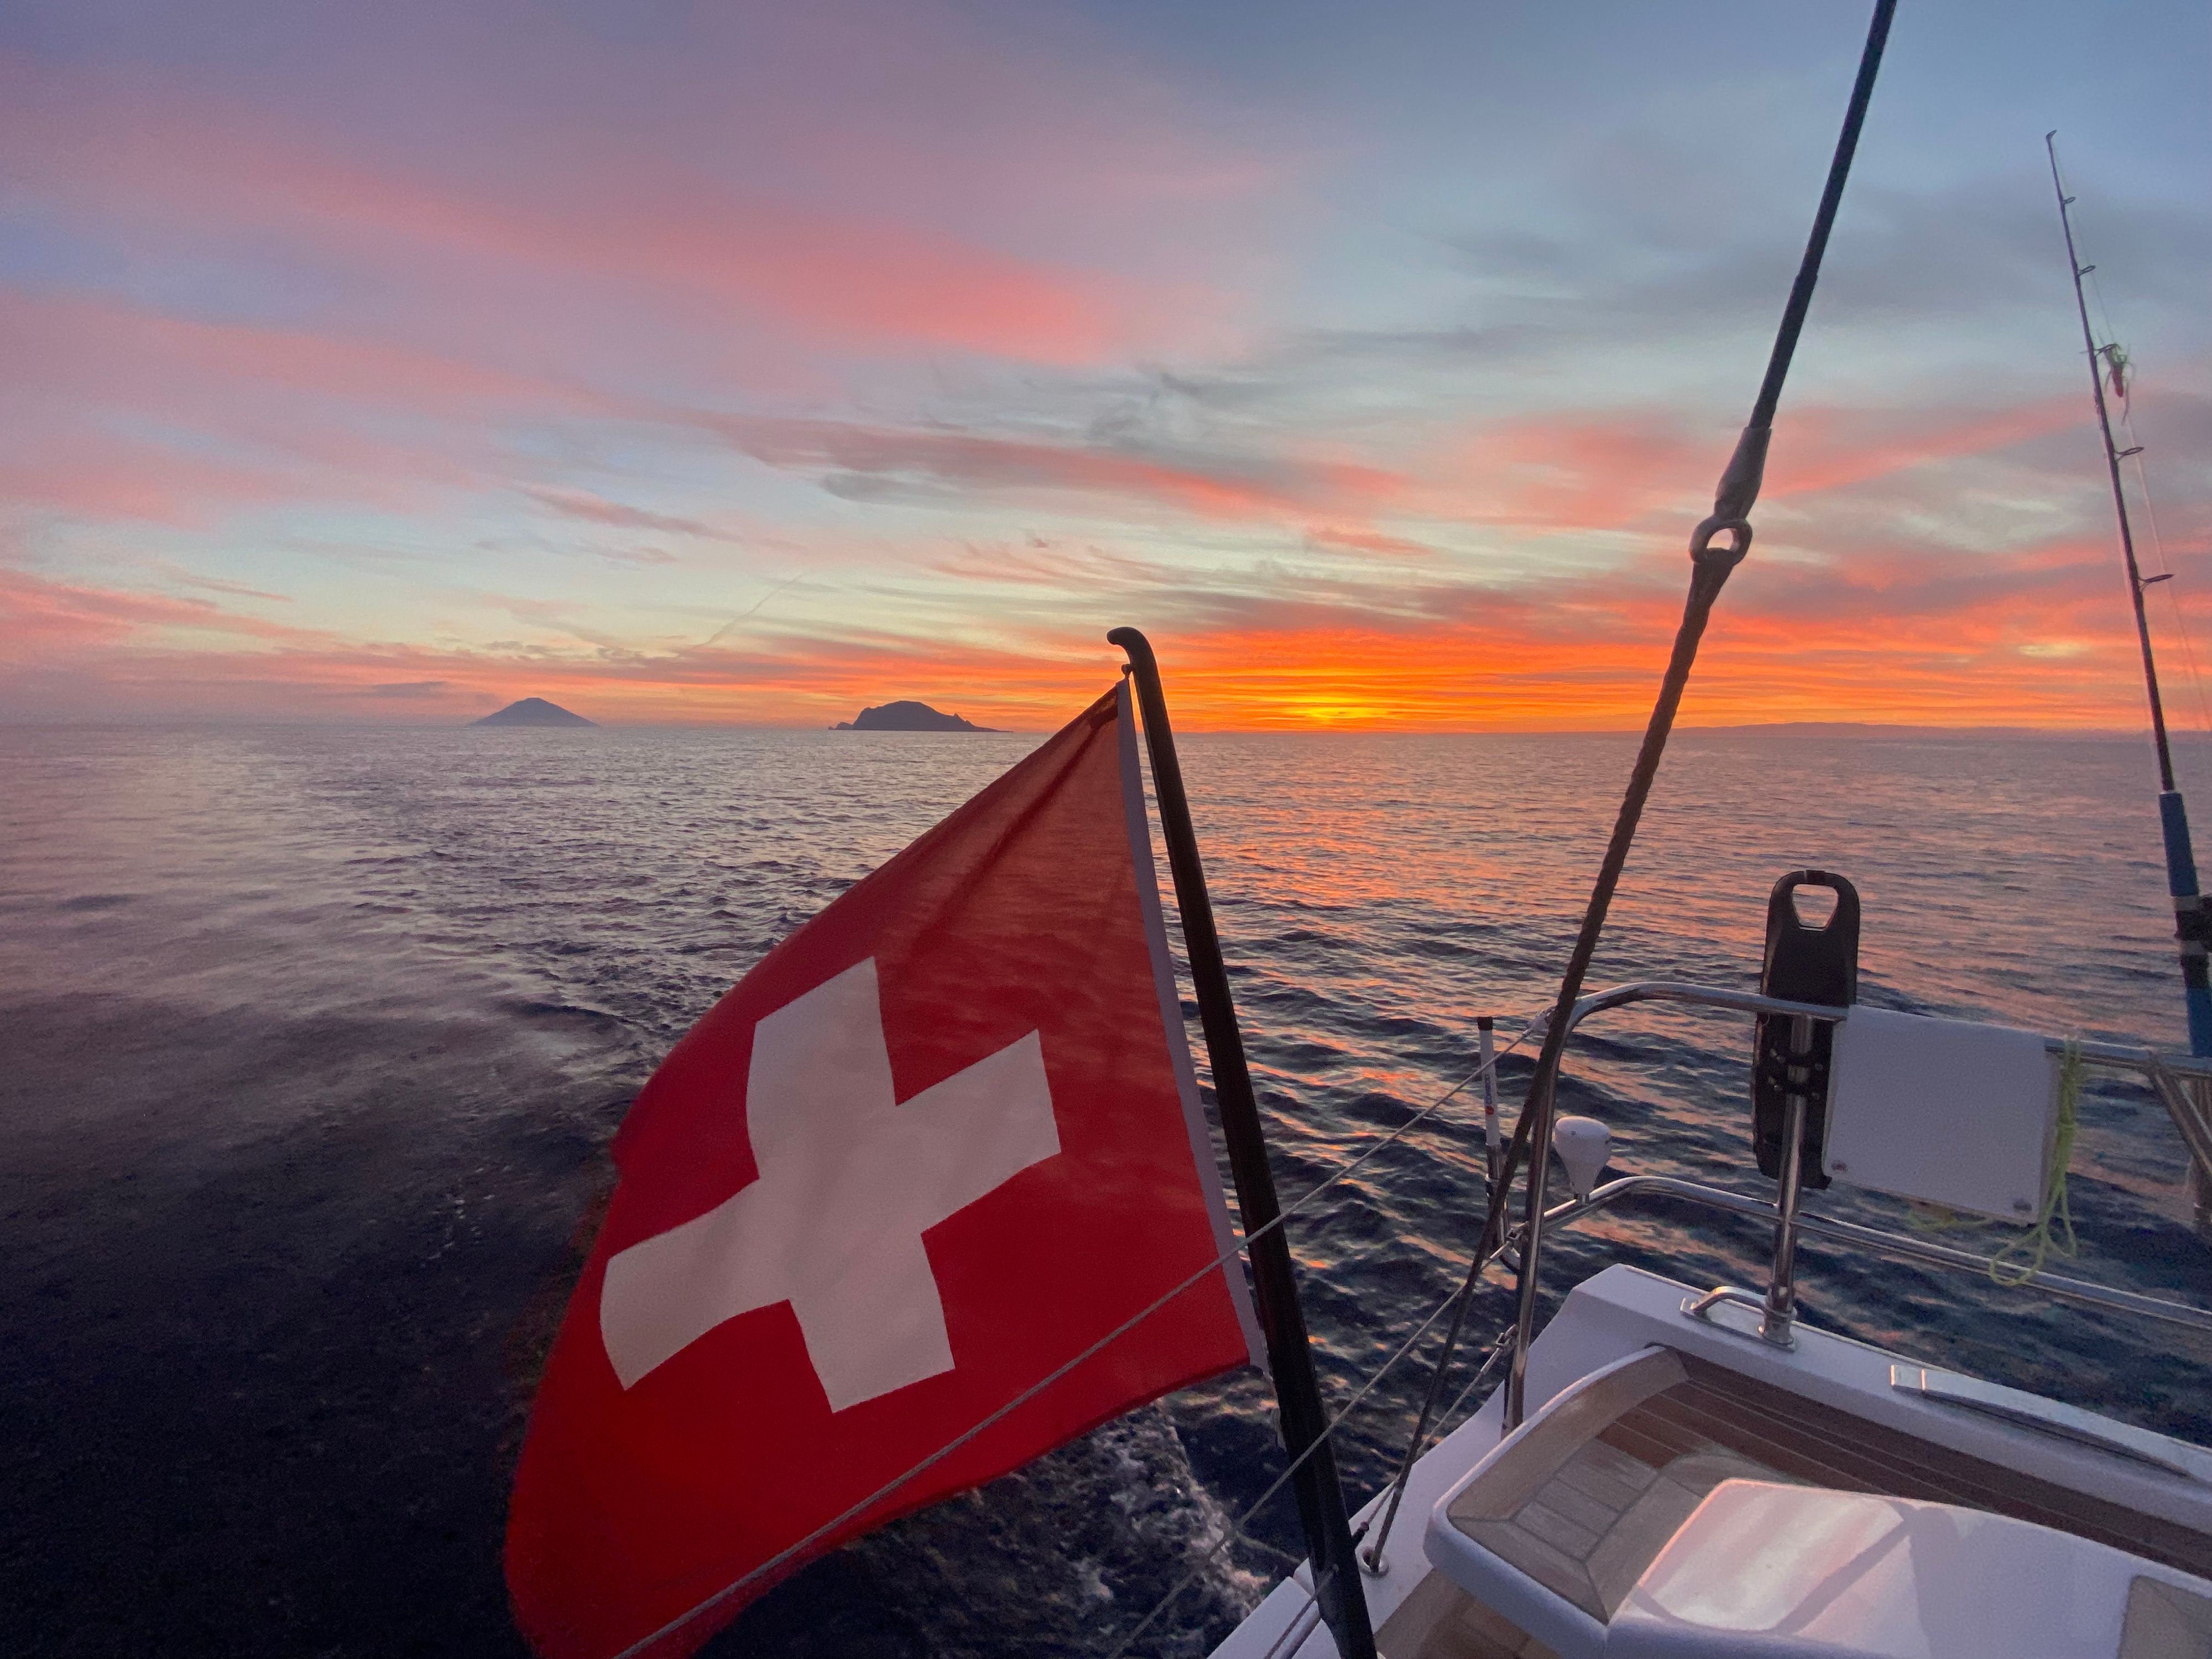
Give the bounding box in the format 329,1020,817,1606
1109,627,1378,1659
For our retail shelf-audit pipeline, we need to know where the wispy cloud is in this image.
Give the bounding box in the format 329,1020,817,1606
3,1,2209,729
158,567,293,603
521,489,718,540
693,411,1406,525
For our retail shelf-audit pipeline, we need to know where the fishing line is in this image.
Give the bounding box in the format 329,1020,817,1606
2050,135,2189,799
2132,462,2212,737
2117,403,2212,736
2080,259,2212,734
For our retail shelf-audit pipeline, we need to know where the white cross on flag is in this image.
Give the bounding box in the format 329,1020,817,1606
507,681,1262,1659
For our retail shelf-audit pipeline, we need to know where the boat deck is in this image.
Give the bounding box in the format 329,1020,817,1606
1377,1344,2212,1657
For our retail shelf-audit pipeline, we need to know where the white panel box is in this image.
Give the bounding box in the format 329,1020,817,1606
1822,1006,2056,1222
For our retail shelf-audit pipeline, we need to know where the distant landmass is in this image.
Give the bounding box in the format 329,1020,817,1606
472,697,596,728
834,700,995,733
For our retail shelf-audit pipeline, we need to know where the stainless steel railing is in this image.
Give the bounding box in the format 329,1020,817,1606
1501,983,2212,1430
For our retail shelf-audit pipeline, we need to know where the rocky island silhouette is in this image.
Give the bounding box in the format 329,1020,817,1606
833,700,995,732
471,697,596,727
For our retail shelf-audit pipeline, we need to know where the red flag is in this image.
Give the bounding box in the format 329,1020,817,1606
505,681,1262,1659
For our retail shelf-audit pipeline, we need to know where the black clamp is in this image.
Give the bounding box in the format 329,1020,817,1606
1751,870,1860,1186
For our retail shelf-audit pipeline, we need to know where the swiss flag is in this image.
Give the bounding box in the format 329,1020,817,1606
507,681,1264,1659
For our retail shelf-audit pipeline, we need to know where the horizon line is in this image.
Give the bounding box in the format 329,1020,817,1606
3,715,2201,741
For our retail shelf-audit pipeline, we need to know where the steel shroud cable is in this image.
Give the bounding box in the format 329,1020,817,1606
1354,0,1902,1558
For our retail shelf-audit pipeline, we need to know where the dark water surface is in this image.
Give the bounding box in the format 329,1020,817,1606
7,722,2212,1657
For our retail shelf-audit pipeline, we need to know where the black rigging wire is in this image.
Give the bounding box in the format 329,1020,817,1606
1359,0,1900,1565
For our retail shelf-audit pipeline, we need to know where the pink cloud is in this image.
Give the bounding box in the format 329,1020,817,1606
0,566,321,658
1446,413,1710,531
0,285,595,524
7,7,2197,738
0,435,304,527
699,412,1407,523
1303,525,1438,559
521,489,718,540
0,52,1217,369
3,287,585,414
1765,398,2084,499
1432,392,2105,540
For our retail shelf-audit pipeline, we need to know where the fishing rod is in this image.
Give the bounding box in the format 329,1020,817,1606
2046,133,2212,1058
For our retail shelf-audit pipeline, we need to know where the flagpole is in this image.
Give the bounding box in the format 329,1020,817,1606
1109,627,1379,1659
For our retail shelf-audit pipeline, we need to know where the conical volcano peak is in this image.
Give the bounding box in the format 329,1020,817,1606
472,697,596,727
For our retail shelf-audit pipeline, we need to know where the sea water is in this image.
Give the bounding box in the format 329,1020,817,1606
6,722,2210,1657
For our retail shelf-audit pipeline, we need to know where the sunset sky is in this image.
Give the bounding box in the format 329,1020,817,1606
4,0,2209,729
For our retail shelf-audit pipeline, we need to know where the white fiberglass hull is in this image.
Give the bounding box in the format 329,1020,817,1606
1212,1264,2212,1659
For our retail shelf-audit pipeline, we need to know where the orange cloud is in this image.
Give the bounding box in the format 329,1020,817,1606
5,539,2194,734
4,24,2197,742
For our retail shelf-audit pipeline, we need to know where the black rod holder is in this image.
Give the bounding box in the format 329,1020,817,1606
1109,627,1378,1659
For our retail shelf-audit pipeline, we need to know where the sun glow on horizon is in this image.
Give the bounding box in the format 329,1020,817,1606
3,2,2207,734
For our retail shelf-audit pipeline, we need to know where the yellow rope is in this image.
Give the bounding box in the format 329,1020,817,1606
1989,1040,2083,1287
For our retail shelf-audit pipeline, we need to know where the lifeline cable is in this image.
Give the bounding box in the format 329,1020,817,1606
1358,0,1900,1561
1099,1256,1523,1657
1115,1328,1520,1659
1096,1279,1472,1659
599,1018,1540,1659
1896,1040,2085,1284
